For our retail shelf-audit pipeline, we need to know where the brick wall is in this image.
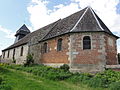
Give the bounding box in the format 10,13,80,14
69,32,106,72
41,35,69,64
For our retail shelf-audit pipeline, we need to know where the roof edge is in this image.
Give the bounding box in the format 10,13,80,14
39,31,119,42
89,7,104,30
70,7,89,32
2,42,28,52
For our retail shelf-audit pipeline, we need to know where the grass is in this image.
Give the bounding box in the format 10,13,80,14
0,66,107,90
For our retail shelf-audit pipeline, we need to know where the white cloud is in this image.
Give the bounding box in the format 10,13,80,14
27,0,120,52
0,25,15,39
27,0,79,30
0,25,15,55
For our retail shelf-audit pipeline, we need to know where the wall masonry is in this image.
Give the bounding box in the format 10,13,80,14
69,32,107,73
40,35,69,66
105,34,118,65
1,44,28,64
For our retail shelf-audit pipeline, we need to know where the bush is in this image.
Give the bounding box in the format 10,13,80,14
24,54,34,66
60,64,70,71
109,82,120,90
95,69,120,84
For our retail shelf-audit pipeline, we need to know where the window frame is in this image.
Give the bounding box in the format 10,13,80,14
43,42,48,53
20,46,23,56
57,38,63,51
7,50,10,58
13,49,15,59
83,36,91,50
3,52,5,58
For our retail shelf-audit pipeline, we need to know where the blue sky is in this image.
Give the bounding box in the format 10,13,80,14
0,0,120,55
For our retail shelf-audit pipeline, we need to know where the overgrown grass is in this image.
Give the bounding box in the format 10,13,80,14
0,64,106,90
0,67,12,90
2,63,120,90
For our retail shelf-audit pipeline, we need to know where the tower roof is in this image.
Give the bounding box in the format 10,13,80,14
15,24,30,36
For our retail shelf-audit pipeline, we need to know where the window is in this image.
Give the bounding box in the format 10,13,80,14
7,50,10,58
83,36,91,50
13,49,15,59
20,46,23,56
3,52,5,58
43,42,48,53
57,38,62,51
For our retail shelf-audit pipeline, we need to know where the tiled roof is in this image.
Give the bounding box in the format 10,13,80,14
15,24,30,36
2,7,118,51
2,20,59,51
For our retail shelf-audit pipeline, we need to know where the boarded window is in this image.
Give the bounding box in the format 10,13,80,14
83,36,91,50
43,42,48,53
7,50,10,58
20,46,23,56
57,38,62,51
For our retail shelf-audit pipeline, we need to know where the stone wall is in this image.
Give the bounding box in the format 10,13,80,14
15,44,29,64
104,34,118,65
1,44,28,64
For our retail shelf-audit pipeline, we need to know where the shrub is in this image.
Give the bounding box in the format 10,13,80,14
95,69,120,84
109,82,120,90
24,54,34,66
60,64,70,71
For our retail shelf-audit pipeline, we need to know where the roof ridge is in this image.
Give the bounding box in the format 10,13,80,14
89,7,104,30
70,7,89,32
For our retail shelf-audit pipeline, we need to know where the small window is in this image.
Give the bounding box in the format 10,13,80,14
20,46,23,56
83,36,91,50
57,38,62,51
13,49,15,59
3,52,5,58
43,42,48,53
7,50,10,58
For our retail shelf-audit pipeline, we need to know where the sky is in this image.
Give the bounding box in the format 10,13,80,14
0,0,120,55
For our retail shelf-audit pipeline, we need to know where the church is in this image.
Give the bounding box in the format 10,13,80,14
1,7,119,73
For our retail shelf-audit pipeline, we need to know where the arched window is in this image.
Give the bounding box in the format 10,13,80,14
57,38,62,51
13,49,15,59
83,36,91,50
43,42,48,53
20,46,23,56
7,50,10,58
3,52,5,58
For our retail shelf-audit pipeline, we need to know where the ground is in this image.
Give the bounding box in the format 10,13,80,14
0,67,107,90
